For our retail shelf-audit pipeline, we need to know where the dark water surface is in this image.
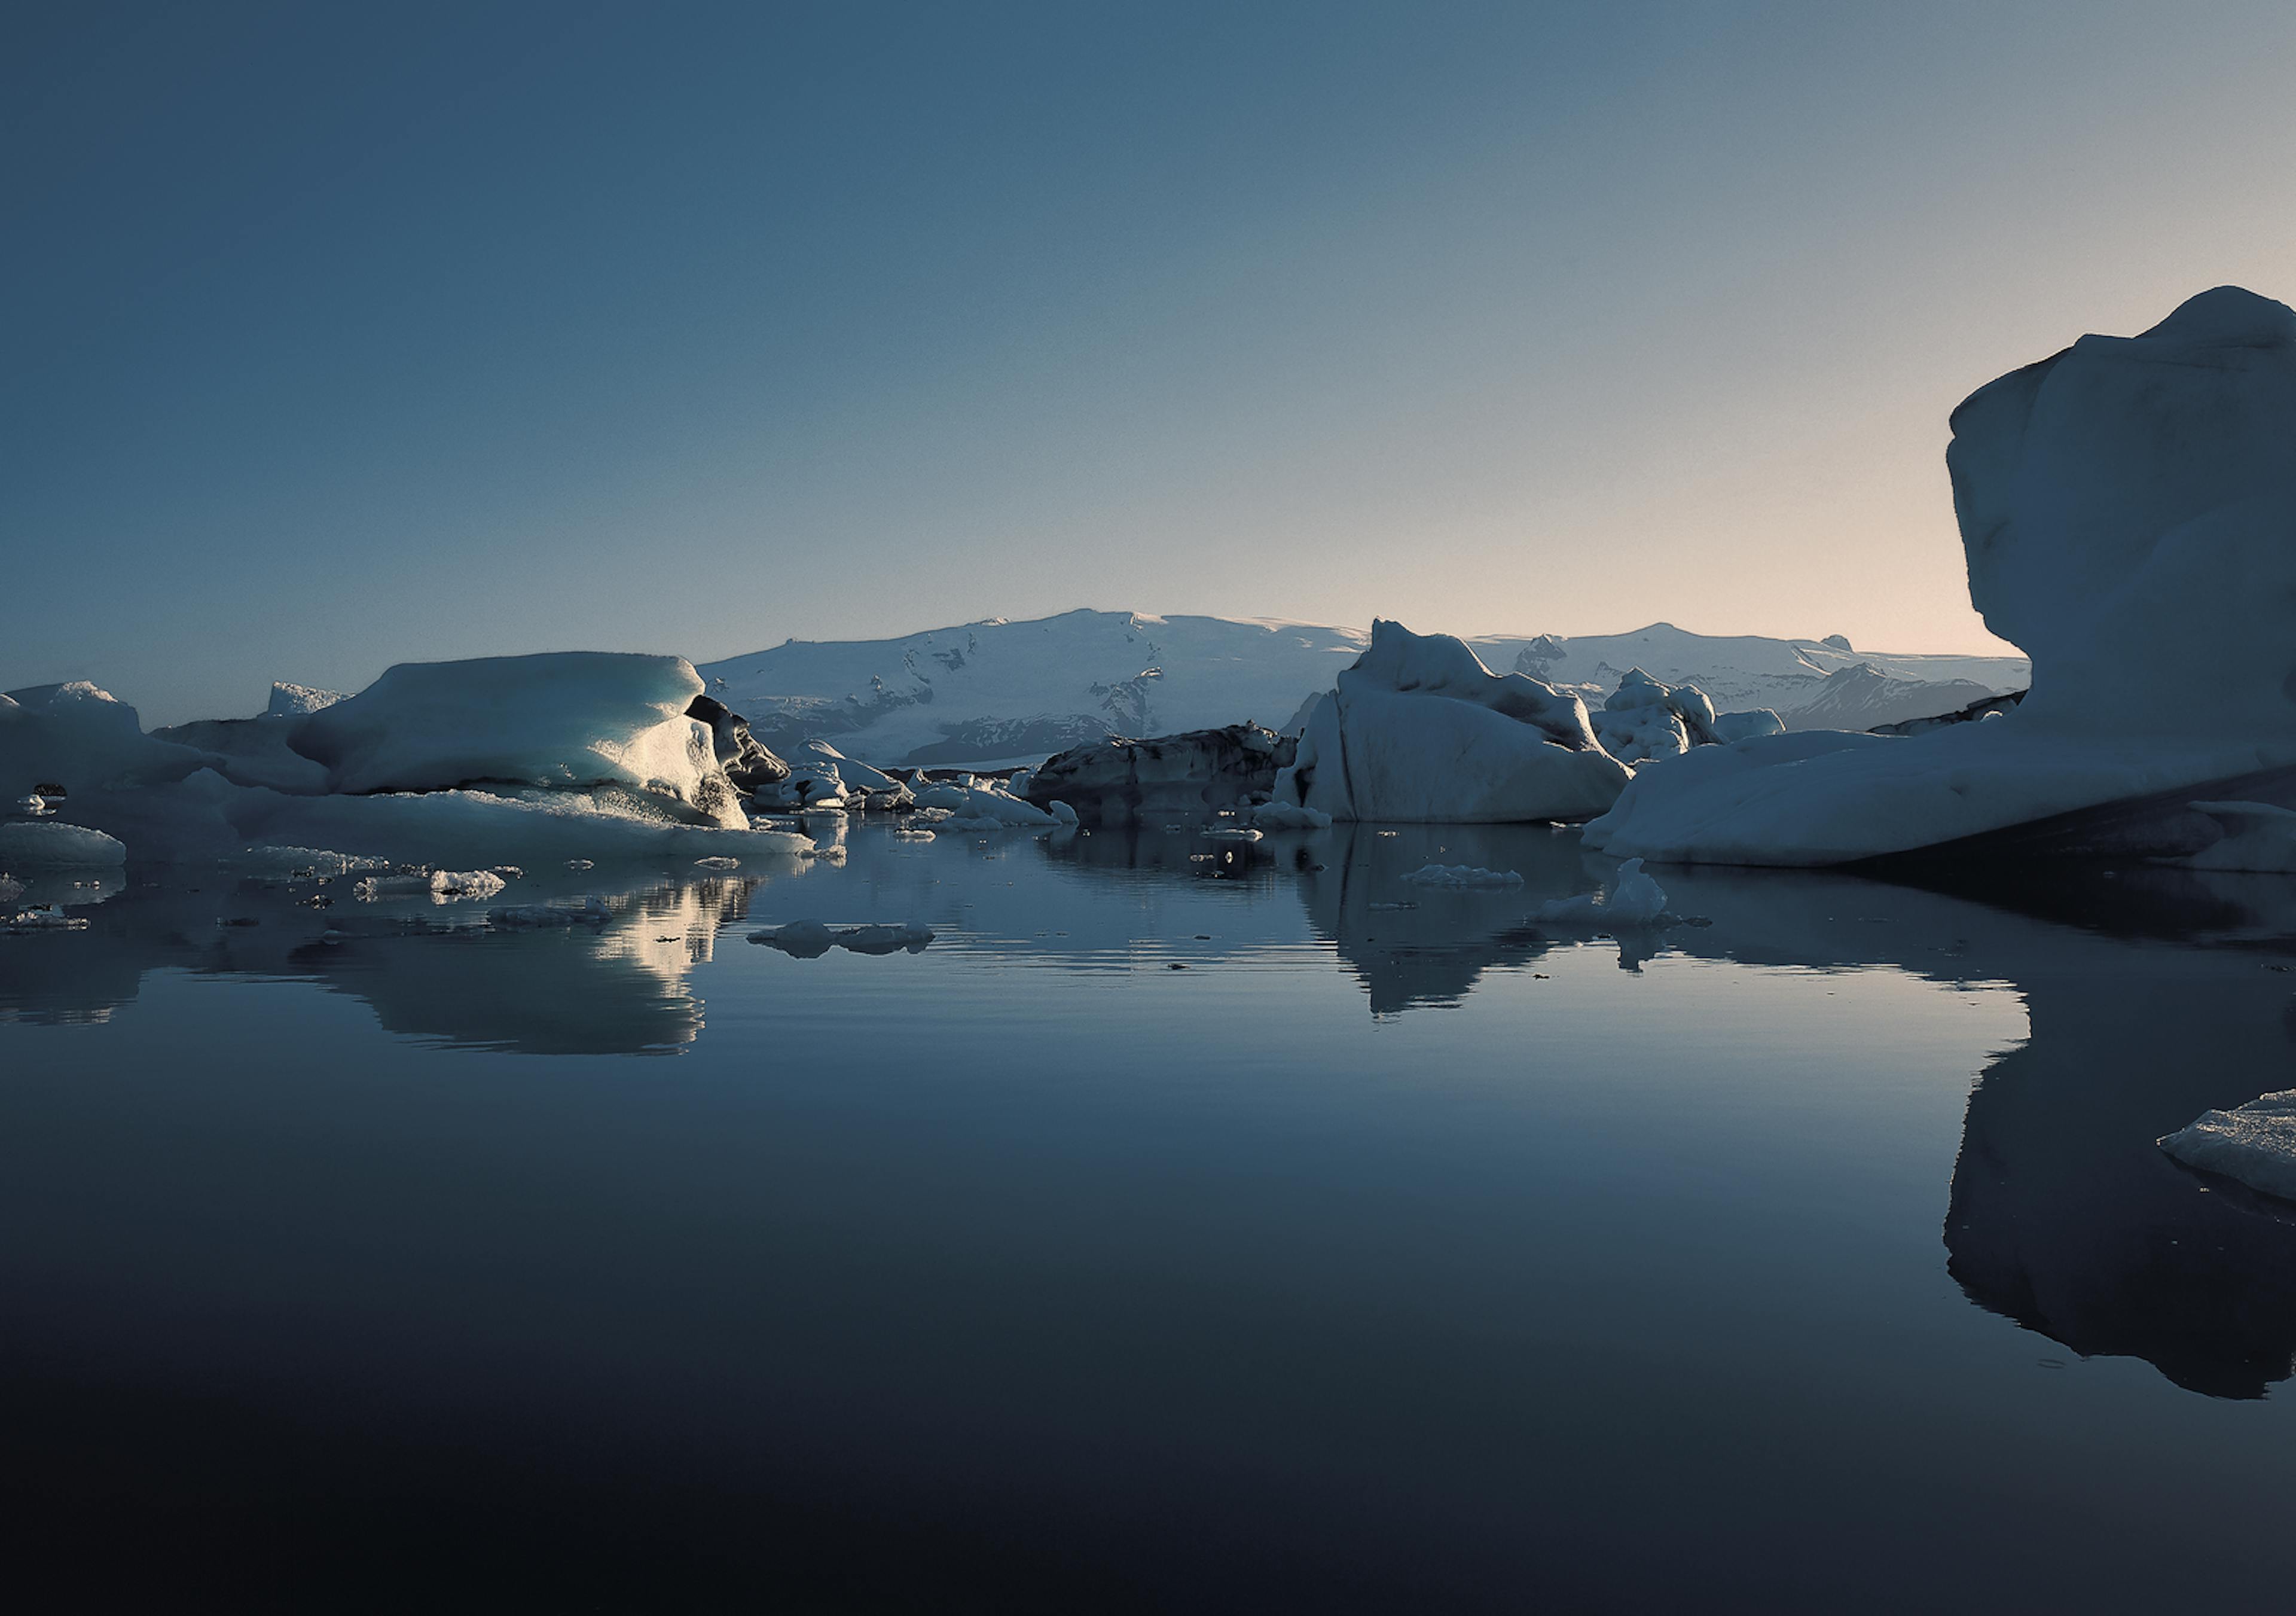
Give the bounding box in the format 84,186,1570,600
5,822,2295,1611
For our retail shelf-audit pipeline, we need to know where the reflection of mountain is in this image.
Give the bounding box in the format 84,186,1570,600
0,877,769,1054
1661,864,2296,1398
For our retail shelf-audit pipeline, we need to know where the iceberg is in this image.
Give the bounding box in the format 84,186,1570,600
2160,1091,2296,1203
1590,668,1719,765
1270,621,1632,824
1532,857,1669,928
288,653,745,827
0,819,128,867
1022,724,1294,824
1587,287,2296,866
265,681,347,718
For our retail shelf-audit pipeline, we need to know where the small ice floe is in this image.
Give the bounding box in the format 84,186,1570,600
1247,800,1332,831
2160,1090,2296,1202
488,894,613,927
905,807,955,825
1402,863,1523,888
1204,827,1263,843
353,869,508,902
748,919,935,958
13,793,51,816
693,855,741,870
1533,857,1669,927
566,859,596,871
5,904,89,932
1048,800,1079,825
891,829,938,842
491,865,524,879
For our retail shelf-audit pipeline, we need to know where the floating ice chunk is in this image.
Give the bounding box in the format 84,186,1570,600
891,829,938,842
693,855,742,870
13,793,47,816
352,868,505,901
1534,858,1669,927
566,859,595,871
1247,800,1332,830
1204,826,1263,842
747,919,935,957
5,903,89,932
1048,800,1080,825
911,780,1055,826
2182,801,2296,872
792,739,899,795
1402,863,1523,888
2160,1090,2296,1202
0,821,127,867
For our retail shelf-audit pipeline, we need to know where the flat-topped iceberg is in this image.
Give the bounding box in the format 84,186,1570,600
289,652,744,826
1587,286,2296,866
1271,621,1632,824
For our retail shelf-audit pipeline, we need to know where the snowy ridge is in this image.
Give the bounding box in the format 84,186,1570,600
701,610,2027,768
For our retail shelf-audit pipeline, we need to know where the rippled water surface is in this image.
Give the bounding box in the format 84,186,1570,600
6,822,2296,1611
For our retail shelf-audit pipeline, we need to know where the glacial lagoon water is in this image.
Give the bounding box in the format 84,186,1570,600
5,822,2296,1611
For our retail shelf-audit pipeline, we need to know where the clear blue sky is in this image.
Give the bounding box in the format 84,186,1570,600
8,1,2293,724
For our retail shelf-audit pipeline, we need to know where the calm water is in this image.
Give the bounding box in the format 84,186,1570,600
5,822,2296,1611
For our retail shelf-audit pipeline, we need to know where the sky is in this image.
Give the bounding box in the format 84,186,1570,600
7,1,2294,725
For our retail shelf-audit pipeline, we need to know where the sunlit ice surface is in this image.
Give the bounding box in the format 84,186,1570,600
4,822,2295,1610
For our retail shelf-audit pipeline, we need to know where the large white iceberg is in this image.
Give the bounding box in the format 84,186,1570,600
2,662,810,870
1587,287,2296,866
288,652,745,827
1271,621,1632,824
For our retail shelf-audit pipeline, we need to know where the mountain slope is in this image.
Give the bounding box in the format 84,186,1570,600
699,611,2031,766
698,611,1367,766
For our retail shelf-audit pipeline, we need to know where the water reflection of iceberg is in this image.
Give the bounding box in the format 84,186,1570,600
1664,864,2296,1399
1286,824,1587,1013
0,876,765,1054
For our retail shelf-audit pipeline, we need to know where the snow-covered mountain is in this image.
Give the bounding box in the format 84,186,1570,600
698,611,2029,768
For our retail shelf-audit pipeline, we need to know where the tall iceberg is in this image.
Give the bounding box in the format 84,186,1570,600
1587,286,2296,865
1272,621,1631,823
